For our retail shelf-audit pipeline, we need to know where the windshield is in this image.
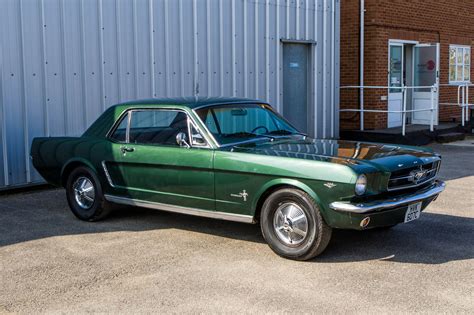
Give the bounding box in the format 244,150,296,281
196,104,301,145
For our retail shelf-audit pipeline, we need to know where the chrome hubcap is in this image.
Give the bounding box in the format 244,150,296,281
73,176,95,210
273,202,308,246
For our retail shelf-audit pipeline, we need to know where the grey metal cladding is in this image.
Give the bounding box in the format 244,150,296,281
0,0,339,189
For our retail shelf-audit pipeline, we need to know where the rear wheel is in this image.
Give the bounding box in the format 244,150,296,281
66,166,112,221
260,188,332,261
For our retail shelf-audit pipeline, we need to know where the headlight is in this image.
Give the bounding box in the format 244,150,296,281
355,174,367,196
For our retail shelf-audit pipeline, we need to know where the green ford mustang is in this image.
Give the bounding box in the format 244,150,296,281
31,97,445,260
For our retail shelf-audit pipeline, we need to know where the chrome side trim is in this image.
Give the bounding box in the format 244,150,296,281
101,161,116,188
104,194,255,224
329,181,446,214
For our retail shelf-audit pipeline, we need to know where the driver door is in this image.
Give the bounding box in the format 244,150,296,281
104,108,215,211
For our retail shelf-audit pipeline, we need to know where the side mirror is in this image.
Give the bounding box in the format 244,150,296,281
176,132,190,148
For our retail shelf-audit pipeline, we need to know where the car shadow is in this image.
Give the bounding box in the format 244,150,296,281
1,190,472,265
317,212,474,264
0,191,264,248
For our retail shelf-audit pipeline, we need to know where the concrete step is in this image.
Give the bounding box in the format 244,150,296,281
436,132,466,143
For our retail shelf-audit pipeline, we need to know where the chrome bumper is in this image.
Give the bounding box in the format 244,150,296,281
329,181,446,214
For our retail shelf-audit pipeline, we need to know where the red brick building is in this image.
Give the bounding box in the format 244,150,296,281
340,0,474,131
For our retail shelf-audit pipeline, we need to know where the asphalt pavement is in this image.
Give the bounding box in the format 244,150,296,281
1,142,473,313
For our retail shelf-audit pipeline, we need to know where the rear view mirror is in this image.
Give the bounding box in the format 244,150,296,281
176,132,190,148
231,108,248,116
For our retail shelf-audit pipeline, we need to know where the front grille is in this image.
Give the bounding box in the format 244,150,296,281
387,161,440,191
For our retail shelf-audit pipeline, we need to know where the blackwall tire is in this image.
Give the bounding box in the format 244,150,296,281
260,188,332,261
66,166,112,222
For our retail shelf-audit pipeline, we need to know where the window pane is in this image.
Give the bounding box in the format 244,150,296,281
130,110,178,128
449,65,456,82
457,65,463,81
197,104,298,145
457,48,463,64
129,110,188,146
464,65,470,81
389,45,403,93
464,48,470,65
110,114,128,142
449,48,456,65
190,124,207,146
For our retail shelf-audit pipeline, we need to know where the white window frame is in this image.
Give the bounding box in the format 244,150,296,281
449,45,471,84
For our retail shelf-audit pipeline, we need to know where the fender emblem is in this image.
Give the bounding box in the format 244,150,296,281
230,190,248,202
324,182,337,189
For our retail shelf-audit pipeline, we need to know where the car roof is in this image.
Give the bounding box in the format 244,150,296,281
83,97,271,138
112,96,267,110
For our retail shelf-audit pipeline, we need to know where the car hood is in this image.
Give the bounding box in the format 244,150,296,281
225,138,440,173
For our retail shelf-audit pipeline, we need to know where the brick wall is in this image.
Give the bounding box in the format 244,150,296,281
340,0,474,130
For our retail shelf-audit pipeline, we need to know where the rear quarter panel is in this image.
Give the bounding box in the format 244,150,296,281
31,137,110,187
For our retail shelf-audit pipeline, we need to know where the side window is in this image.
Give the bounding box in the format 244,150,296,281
190,123,207,146
129,110,188,146
110,113,129,142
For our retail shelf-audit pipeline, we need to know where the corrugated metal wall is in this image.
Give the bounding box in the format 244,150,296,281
0,0,339,189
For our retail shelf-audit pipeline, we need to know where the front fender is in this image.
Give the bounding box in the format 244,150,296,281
251,178,323,214
251,177,359,228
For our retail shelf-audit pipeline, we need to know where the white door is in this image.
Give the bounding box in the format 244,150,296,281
388,44,404,128
412,44,439,125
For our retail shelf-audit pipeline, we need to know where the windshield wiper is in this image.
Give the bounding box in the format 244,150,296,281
265,129,307,137
222,132,275,141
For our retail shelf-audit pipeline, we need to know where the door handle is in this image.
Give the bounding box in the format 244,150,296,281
120,146,135,154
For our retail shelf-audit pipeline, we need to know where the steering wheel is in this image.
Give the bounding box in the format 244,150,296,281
251,126,269,134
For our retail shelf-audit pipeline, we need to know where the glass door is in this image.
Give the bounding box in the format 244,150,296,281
388,43,404,128
412,44,439,125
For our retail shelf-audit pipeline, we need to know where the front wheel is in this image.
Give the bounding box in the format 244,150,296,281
260,188,332,261
66,166,112,221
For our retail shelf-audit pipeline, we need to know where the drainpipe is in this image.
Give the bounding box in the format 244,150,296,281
360,0,365,131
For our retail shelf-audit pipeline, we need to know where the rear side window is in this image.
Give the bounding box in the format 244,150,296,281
128,110,188,146
109,114,128,142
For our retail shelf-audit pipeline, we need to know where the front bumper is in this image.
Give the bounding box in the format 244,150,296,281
329,180,446,214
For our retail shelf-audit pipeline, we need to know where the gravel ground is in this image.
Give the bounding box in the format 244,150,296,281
1,143,473,314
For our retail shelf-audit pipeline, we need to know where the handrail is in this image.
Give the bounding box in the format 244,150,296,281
340,85,435,89
340,83,473,134
339,85,437,135
438,83,474,126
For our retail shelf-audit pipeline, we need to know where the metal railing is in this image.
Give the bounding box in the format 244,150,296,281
438,83,474,127
339,85,437,136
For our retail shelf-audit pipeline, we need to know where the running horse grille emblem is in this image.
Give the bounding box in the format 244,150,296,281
410,167,427,184
230,190,249,202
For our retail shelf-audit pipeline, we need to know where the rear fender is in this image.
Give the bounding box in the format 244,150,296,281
60,158,98,186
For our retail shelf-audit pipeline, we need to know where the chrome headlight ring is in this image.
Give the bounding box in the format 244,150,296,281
355,174,368,196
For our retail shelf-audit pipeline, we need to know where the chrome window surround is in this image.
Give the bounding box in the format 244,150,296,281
193,102,302,148
106,108,215,149
106,102,297,149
